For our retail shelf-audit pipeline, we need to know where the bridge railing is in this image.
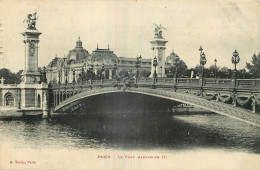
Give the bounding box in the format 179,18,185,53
237,79,260,88
51,77,260,114
52,78,260,90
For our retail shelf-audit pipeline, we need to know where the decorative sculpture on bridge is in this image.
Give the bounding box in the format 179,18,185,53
154,24,167,38
23,12,38,30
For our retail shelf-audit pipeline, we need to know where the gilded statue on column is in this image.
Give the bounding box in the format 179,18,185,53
23,12,38,30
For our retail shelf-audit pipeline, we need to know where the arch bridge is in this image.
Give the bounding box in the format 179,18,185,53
51,77,260,127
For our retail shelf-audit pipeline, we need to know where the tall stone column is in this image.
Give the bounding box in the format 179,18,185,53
150,24,168,78
20,17,42,108
21,29,42,84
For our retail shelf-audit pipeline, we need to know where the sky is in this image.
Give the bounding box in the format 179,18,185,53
0,0,259,72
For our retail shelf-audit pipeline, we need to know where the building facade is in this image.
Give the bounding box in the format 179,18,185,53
46,37,177,84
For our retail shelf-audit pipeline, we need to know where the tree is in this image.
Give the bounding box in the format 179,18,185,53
203,64,220,78
166,60,188,77
0,68,22,84
185,65,201,78
246,53,260,78
218,67,232,78
139,69,151,78
118,69,129,78
15,70,23,84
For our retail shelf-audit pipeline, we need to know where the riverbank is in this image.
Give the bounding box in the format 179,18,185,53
0,107,43,120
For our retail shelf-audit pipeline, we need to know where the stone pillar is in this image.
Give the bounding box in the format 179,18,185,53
54,91,56,106
21,29,42,84
56,93,59,105
34,89,37,107
150,38,168,78
59,91,61,104
61,91,64,102
56,93,58,105
109,69,113,79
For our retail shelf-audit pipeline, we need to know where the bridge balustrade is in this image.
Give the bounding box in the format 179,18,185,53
138,78,153,82
56,79,259,93
204,79,217,85
218,79,232,85
189,79,199,84
51,77,260,115
177,78,189,84
237,79,260,88
52,78,260,90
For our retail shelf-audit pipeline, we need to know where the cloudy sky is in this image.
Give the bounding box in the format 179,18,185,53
0,0,259,72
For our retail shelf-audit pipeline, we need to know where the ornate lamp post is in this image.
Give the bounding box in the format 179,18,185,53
232,50,240,88
214,58,217,78
63,58,68,84
232,50,240,80
200,52,207,78
152,56,158,88
135,55,142,84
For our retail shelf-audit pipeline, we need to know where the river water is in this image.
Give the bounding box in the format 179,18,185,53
0,111,259,152
0,109,260,169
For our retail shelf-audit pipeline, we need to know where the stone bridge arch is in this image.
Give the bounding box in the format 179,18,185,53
54,87,260,127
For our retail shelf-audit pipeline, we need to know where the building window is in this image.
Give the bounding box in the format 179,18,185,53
105,70,109,79
5,93,14,106
37,94,41,108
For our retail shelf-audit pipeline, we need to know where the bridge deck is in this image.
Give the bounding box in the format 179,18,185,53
53,87,260,127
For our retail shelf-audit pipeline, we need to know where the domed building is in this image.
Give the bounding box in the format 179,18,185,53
46,37,154,84
166,50,178,66
46,38,91,84
91,44,118,64
66,37,90,64
46,38,123,83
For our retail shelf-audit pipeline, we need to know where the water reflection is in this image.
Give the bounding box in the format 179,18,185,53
0,111,259,153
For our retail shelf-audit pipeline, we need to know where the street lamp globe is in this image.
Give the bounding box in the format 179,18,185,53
232,50,240,66
231,49,240,79
214,58,217,78
200,52,207,65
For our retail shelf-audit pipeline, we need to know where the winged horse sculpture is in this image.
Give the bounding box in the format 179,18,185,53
154,24,167,38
